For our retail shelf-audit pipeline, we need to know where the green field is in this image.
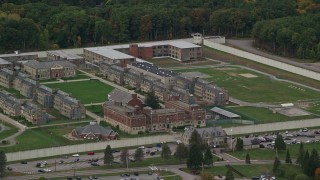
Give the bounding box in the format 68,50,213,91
86,105,104,117
230,142,320,160
0,122,95,152
228,106,317,124
0,122,19,141
177,67,320,103
46,80,114,104
191,164,302,180
306,102,320,115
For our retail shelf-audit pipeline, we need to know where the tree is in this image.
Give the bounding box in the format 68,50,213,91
296,143,304,165
225,168,234,180
144,91,160,109
203,147,213,166
104,145,114,165
235,138,243,151
294,174,309,180
274,134,286,151
120,149,129,164
189,130,202,146
200,172,214,180
134,148,144,162
273,157,281,174
302,150,310,174
0,151,6,179
285,149,292,164
175,143,188,161
187,144,203,169
161,143,171,159
305,149,320,177
245,153,250,164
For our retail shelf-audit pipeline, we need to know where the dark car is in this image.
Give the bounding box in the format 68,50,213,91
93,176,98,179
134,172,139,176
76,177,82,180
67,177,73,180
92,158,99,162
150,152,156,156
21,161,27,164
91,162,99,166
125,173,130,177
36,163,41,167
7,167,12,171
120,174,126,177
112,150,120,153
38,169,45,173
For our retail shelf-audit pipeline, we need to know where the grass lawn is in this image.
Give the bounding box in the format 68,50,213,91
192,164,302,180
176,67,320,103
61,74,89,81
86,105,104,117
0,87,24,98
203,46,320,90
230,142,320,160
46,80,114,104
0,122,94,153
0,122,19,141
228,106,318,124
305,102,320,115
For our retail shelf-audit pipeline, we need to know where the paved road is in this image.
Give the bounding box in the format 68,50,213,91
0,113,27,147
226,39,320,73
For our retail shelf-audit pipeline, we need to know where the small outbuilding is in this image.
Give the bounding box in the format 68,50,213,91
209,107,241,120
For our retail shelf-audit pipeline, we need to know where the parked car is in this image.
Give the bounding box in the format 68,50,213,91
87,152,95,155
72,154,80,157
36,163,41,167
58,160,64,164
7,166,12,171
302,128,309,132
91,162,99,166
134,172,139,176
43,168,52,172
38,169,45,173
21,161,27,164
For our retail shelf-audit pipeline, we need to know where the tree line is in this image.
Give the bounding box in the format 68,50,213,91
0,0,316,58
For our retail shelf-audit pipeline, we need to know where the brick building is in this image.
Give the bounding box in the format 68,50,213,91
0,68,15,88
36,85,55,108
100,61,126,84
71,121,118,140
0,91,21,117
21,101,48,125
103,91,206,134
47,50,85,67
23,60,76,80
127,62,178,85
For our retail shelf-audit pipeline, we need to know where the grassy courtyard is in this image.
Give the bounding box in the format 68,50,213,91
228,106,317,124
0,122,19,141
0,122,94,153
177,67,320,103
46,80,114,104
230,142,320,161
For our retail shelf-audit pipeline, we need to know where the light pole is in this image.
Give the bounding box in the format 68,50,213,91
230,129,233,152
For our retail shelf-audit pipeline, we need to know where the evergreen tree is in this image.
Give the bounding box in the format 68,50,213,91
0,151,6,180
189,130,202,146
104,145,114,165
245,153,250,164
235,138,243,151
225,168,235,180
305,149,320,177
273,157,281,174
274,134,286,150
203,147,213,166
134,148,144,162
144,91,160,109
161,143,172,159
302,150,310,174
175,143,188,161
120,149,129,164
187,144,203,169
285,149,292,164
296,143,304,165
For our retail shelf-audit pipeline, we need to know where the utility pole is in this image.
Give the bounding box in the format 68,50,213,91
55,160,56,172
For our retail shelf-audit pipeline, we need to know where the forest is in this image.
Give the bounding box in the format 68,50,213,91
0,0,319,60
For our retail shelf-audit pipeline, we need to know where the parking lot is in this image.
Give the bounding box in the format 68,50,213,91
239,128,320,149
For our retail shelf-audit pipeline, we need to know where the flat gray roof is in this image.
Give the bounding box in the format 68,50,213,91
85,48,135,60
47,50,83,60
0,58,11,65
210,107,240,118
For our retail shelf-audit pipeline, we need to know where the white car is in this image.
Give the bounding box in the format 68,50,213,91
72,154,80,157
139,146,145,149
43,169,52,172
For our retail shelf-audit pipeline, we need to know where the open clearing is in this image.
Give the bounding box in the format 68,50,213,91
46,80,114,104
228,106,317,124
176,67,320,103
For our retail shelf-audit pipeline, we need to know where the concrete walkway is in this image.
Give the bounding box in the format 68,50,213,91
0,113,27,147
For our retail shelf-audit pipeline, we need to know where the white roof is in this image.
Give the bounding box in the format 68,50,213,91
210,107,240,118
85,48,134,60
281,103,294,107
47,50,83,60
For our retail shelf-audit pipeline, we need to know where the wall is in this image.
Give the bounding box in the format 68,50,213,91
203,40,320,81
6,134,181,162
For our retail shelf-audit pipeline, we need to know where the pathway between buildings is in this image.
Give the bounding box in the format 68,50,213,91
0,113,27,147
